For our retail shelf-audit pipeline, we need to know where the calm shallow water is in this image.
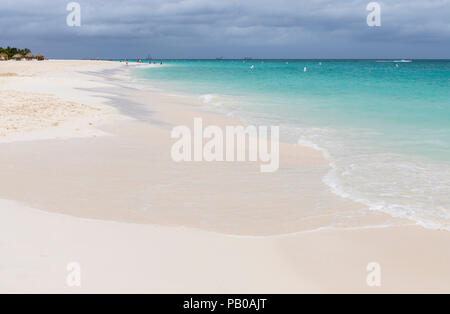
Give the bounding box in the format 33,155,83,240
131,59,450,230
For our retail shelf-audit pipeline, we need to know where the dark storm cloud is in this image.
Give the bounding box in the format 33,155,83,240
0,0,449,58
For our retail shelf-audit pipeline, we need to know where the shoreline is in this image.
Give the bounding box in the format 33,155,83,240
128,62,450,232
0,59,437,235
1,60,449,292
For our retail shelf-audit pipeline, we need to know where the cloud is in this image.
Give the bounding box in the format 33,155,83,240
0,0,448,58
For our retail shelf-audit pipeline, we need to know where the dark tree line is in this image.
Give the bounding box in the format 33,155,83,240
0,46,32,59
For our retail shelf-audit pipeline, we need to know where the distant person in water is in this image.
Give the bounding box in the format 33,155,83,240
160,61,163,65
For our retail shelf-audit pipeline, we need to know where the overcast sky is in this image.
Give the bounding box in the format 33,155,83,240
0,0,449,59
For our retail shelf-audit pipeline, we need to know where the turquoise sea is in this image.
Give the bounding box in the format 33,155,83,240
131,59,450,230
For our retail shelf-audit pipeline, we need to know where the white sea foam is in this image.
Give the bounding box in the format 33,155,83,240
285,125,450,232
297,138,330,159
200,94,217,103
321,146,450,231
376,60,413,63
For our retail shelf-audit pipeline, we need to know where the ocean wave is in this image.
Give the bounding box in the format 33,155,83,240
376,60,413,63
322,149,450,231
199,94,217,103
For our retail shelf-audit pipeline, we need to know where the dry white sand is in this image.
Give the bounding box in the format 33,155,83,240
0,60,449,293
0,90,101,136
2,198,449,294
0,60,127,142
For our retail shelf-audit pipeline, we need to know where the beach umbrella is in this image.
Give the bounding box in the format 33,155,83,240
12,54,23,61
36,54,45,61
25,53,34,60
0,53,8,61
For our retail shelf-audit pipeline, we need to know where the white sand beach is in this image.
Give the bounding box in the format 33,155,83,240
1,60,449,293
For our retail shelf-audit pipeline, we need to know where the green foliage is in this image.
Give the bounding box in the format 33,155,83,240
0,46,32,59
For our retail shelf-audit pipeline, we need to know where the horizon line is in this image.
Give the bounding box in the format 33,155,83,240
51,57,450,61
